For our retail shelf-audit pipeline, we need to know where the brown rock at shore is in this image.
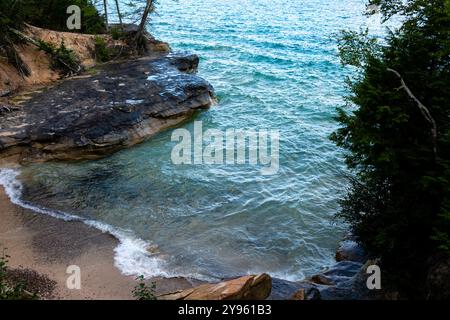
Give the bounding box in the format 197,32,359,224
311,274,335,286
290,286,321,300
158,274,272,300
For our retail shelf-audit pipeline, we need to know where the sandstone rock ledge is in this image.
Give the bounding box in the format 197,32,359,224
158,274,272,300
0,53,215,163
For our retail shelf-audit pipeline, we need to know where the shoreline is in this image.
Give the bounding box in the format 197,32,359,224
0,184,201,299
0,167,373,300
0,184,136,299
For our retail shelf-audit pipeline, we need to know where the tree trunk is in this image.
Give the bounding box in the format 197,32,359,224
103,0,109,31
135,0,154,52
114,0,123,27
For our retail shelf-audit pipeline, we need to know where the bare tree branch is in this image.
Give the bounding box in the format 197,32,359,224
387,68,438,159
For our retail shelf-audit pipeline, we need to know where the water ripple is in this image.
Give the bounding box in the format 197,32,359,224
12,0,389,280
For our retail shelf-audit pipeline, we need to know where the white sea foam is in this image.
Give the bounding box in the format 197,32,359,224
0,168,205,280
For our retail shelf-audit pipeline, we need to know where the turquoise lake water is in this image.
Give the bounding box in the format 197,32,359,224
3,0,387,281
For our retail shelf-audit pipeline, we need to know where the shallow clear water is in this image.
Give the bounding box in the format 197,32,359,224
11,0,386,281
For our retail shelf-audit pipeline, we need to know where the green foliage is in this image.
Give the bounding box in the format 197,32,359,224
332,0,450,297
94,36,111,62
25,0,106,34
132,275,156,300
0,1,27,31
0,0,105,35
0,0,33,75
81,1,108,34
0,249,37,300
338,29,382,68
0,0,103,74
37,40,81,75
110,26,125,41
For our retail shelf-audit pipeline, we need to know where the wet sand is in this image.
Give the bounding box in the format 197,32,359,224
0,186,198,299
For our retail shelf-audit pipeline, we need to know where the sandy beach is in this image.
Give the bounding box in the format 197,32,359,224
0,186,198,299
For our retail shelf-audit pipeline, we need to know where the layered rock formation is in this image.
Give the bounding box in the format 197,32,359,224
0,53,215,163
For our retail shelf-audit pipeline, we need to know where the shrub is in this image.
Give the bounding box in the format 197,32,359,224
0,249,37,300
132,275,156,300
110,27,125,41
37,40,82,76
94,36,111,63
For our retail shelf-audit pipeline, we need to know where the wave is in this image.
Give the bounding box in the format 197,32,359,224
0,168,211,281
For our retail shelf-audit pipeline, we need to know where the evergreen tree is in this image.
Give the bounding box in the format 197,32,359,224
332,0,450,298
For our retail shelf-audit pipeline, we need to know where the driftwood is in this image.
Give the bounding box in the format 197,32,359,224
387,68,438,159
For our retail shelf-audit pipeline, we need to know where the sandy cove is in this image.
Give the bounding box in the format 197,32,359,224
0,185,202,299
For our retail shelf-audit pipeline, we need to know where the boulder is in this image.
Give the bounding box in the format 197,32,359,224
322,260,364,279
268,278,305,300
289,282,321,300
290,288,321,300
159,274,272,300
335,239,368,263
319,260,377,300
311,274,335,286
268,278,321,300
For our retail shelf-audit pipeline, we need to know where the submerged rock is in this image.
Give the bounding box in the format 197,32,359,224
158,274,272,300
269,261,374,300
0,53,215,163
335,239,368,263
